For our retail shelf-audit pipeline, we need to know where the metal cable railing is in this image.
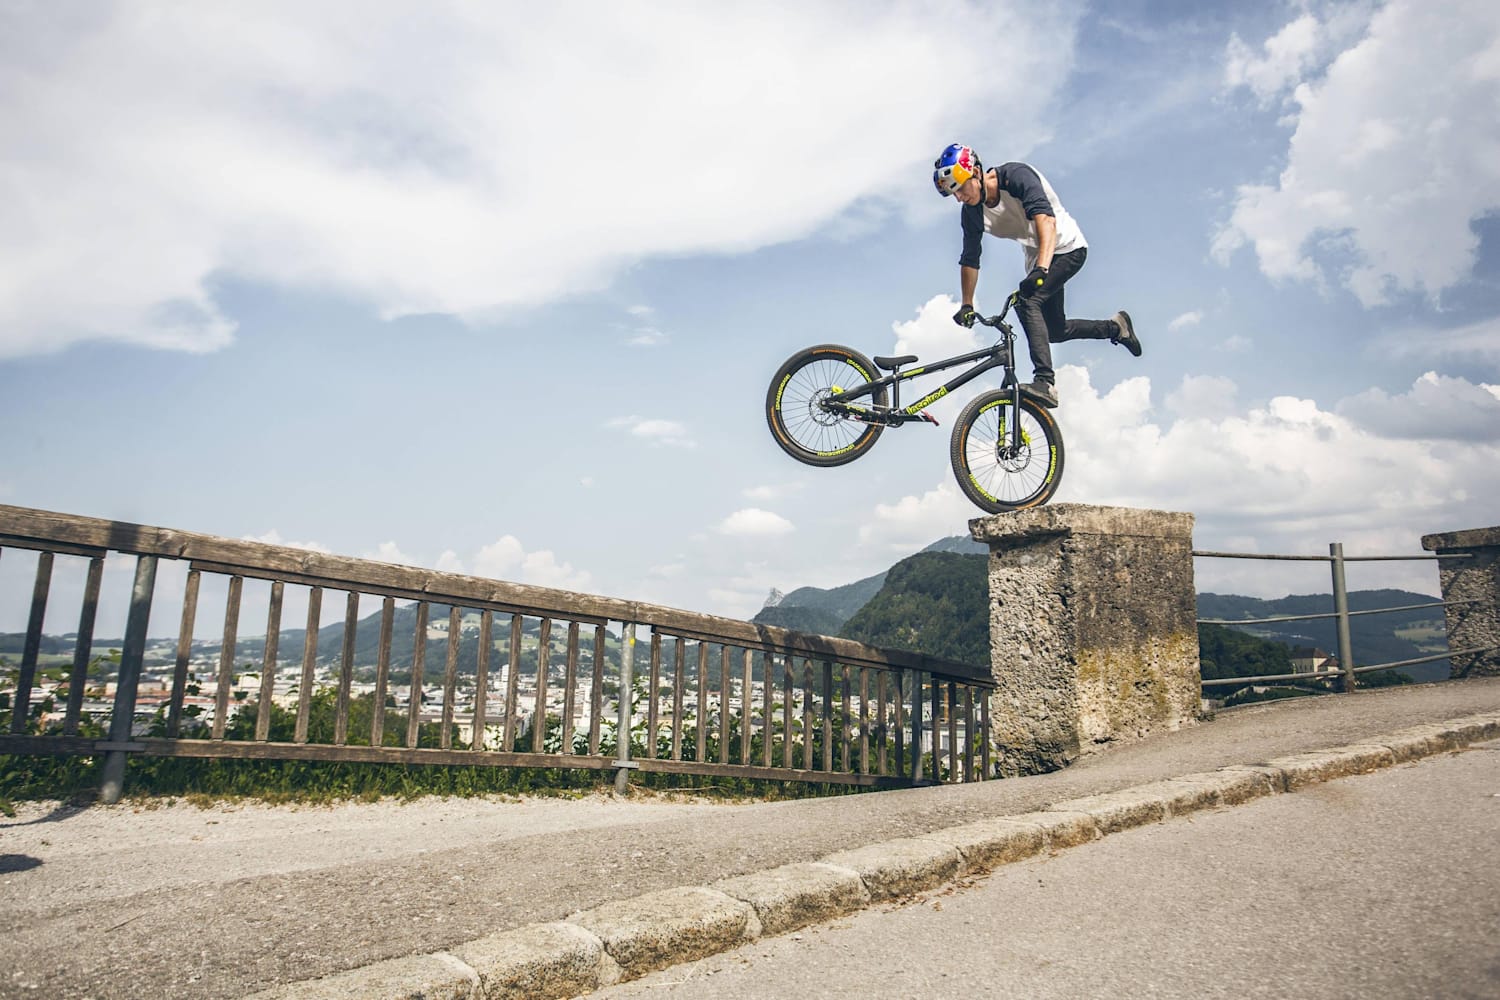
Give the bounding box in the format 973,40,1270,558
1194,542,1494,694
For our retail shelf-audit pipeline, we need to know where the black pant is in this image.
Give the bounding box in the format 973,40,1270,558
1013,247,1117,385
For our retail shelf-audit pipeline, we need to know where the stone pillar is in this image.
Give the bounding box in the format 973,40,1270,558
970,504,1200,777
1421,526,1500,677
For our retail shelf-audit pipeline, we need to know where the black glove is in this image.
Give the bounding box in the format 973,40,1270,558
953,304,977,328
1018,266,1048,298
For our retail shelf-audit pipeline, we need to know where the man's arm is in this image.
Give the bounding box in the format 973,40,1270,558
961,265,978,307
1033,212,1056,271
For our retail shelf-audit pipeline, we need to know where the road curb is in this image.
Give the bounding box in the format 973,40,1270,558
710,861,871,937
240,711,1500,1000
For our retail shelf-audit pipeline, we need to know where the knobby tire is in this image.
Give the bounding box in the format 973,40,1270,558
766,344,888,468
950,389,1065,512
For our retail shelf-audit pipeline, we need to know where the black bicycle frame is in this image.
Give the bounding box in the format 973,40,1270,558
826,306,1020,428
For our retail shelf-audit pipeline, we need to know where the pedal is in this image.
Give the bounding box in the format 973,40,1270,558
920,410,940,426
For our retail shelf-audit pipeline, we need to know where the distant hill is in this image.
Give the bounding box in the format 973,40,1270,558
1198,589,1447,682
750,605,847,636
839,552,990,666
757,539,1449,682
835,552,1296,681
751,535,985,633
768,572,888,627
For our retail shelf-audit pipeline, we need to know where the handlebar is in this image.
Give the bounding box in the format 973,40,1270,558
974,291,1019,328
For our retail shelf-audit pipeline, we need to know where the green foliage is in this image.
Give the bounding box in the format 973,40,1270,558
1222,686,1317,707
0,679,898,805
1356,669,1414,688
1197,589,1446,681
1197,623,1293,682
839,552,989,666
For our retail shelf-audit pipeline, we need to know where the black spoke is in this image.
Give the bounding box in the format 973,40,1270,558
950,391,1064,512
766,346,887,467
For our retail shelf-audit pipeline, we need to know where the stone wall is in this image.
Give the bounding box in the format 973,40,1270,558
1422,526,1500,677
970,504,1200,776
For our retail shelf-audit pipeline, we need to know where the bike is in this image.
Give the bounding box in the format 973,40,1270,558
765,293,1064,513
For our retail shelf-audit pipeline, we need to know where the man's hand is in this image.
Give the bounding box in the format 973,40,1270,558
1018,266,1048,298
953,304,978,328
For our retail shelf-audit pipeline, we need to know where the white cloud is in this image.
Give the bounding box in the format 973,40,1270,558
624,327,668,347
350,536,591,590
743,483,802,502
607,415,695,448
1056,366,1500,538
618,306,668,346
1379,315,1500,370
1167,310,1203,332
1336,371,1500,441
1223,15,1322,104
0,1,1076,359
717,508,794,537
243,529,332,554
368,541,419,566
1165,374,1239,421
472,535,593,591
860,365,1500,596
858,480,976,556
1214,0,1500,305
888,294,997,424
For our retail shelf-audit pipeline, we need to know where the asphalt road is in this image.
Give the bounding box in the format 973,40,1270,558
3,678,1499,999
598,739,1500,1000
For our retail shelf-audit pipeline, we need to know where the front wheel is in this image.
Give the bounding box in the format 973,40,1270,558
950,389,1065,512
766,345,888,467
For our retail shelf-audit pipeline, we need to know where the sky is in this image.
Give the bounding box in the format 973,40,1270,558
2,0,1499,638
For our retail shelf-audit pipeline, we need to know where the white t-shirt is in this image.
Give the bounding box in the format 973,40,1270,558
959,162,1087,272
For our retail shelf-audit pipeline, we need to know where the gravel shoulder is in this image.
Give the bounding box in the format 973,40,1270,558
2,791,740,908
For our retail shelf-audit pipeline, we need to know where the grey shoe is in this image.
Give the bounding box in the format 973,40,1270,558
1111,310,1142,356
1020,381,1059,408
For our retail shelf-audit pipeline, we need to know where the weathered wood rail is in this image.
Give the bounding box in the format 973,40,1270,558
0,505,993,801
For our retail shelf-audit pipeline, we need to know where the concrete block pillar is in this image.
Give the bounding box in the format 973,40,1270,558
1421,526,1500,677
970,504,1200,777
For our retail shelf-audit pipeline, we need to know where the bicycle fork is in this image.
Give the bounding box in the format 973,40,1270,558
996,381,1029,461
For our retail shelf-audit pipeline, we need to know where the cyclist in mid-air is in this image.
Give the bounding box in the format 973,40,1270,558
933,143,1140,408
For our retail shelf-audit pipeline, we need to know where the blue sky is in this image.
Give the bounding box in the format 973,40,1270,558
3,0,1498,636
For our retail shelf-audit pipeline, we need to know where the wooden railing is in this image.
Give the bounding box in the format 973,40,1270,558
0,505,994,802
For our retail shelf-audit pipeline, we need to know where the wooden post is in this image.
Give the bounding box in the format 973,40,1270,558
100,556,157,804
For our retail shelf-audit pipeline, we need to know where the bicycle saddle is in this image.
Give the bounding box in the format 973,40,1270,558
874,354,917,370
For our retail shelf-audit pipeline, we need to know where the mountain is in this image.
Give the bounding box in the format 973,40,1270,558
833,552,1306,683
1198,589,1447,682
920,536,989,557
750,534,986,634
760,539,1449,683
750,604,848,637
839,552,990,666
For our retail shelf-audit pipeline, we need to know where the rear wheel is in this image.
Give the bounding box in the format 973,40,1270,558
950,389,1064,512
766,345,888,467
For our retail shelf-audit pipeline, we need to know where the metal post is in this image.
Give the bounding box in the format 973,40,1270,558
613,622,637,794
1330,543,1357,693
100,555,158,804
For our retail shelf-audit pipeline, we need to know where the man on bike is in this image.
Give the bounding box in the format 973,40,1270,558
933,143,1140,408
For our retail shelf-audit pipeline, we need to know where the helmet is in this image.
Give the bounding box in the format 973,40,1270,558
933,143,980,197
